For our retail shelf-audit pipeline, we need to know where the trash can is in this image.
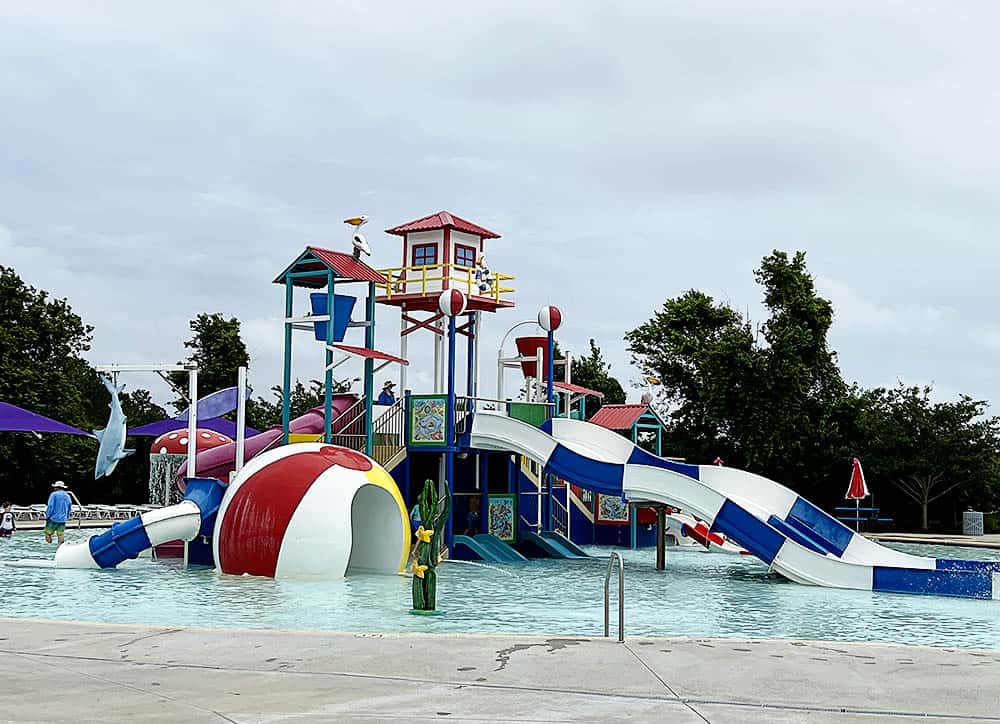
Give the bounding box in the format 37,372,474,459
962,510,984,536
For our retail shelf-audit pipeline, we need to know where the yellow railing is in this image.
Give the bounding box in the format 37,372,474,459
376,262,515,303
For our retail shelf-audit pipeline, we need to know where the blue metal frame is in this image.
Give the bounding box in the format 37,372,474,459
545,330,555,532
466,312,476,397
364,281,376,455
444,313,457,547
281,278,294,443
323,270,335,443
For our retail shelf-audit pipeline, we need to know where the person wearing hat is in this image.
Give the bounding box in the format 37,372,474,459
44,481,73,544
377,380,397,406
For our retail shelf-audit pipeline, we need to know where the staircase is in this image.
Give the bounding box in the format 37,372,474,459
329,396,407,470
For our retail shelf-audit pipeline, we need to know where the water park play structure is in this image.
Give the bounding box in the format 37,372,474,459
12,210,1000,600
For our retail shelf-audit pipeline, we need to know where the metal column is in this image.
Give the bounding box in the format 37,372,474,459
655,507,666,570
281,278,293,444
323,270,335,444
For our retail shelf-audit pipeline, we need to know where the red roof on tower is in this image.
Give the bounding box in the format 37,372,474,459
385,211,501,239
273,247,387,288
588,404,650,431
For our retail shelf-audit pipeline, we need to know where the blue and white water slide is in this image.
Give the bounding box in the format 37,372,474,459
51,478,226,569
468,413,1000,600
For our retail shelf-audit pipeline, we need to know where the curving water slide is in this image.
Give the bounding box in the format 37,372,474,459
469,413,1000,600
176,395,358,489
51,478,227,569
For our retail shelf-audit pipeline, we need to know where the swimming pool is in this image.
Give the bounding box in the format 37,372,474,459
2,530,999,649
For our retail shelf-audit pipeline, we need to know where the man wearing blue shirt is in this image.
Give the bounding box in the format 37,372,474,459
377,381,397,406
45,480,73,544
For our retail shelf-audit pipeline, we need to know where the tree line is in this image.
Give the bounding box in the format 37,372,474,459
625,251,1000,529
0,266,326,504
4,256,997,530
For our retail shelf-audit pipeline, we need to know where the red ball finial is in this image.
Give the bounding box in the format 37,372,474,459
438,289,468,317
538,305,562,332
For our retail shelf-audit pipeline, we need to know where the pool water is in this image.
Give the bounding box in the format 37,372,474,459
2,530,999,649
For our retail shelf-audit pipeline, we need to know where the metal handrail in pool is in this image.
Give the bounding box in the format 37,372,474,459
604,551,624,643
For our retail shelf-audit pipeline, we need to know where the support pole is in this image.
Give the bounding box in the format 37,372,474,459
546,329,555,405
399,303,408,393
479,451,489,534
466,311,475,398
656,506,666,571
473,310,482,398
496,352,504,403
445,314,457,547
434,318,444,393
235,365,247,476
281,278,293,444
323,271,335,444
186,368,198,480
630,505,637,550
535,348,543,403
364,281,376,456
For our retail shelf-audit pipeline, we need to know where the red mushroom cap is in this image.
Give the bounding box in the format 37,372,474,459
151,428,233,455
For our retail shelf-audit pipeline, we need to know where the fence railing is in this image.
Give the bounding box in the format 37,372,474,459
551,495,569,537
377,262,515,304
329,396,368,452
371,397,406,467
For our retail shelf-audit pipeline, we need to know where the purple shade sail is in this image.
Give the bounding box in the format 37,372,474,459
0,401,94,437
175,386,251,423
129,416,259,439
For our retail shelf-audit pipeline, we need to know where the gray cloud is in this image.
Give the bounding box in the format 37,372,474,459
3,1,1000,410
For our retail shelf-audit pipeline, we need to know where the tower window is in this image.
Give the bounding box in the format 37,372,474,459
454,244,476,268
412,243,438,267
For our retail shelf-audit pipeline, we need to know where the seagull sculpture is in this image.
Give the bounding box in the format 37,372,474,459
345,215,371,259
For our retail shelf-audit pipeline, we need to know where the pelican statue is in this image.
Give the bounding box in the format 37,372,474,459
345,215,371,259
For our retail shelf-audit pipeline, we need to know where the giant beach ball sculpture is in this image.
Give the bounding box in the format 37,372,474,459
213,443,409,578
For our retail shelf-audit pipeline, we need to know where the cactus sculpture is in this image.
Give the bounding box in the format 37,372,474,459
411,478,451,613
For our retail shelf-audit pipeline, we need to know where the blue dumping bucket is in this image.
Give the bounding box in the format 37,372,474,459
309,293,356,342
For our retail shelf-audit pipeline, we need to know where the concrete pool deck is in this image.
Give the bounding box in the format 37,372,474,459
1,619,998,723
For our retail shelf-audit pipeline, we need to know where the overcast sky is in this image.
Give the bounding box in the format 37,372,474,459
4,2,1000,410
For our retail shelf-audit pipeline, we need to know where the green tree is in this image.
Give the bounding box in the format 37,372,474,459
749,251,848,493
246,379,352,430
626,251,850,495
569,339,625,419
625,289,756,465
0,267,170,504
854,385,1000,529
168,313,250,413
0,267,101,502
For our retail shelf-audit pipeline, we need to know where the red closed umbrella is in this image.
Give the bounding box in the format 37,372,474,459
845,457,869,531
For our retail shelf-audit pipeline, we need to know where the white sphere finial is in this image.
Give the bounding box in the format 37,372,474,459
439,289,468,318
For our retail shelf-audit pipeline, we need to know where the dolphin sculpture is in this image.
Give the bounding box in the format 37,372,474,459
94,375,135,479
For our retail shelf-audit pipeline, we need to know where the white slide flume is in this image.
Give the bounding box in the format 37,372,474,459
469,412,1000,599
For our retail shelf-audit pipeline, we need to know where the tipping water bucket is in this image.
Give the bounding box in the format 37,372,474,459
309,293,356,342
515,336,548,378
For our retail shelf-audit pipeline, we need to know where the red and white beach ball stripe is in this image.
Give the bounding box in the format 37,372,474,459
212,443,407,579
538,305,562,332
438,288,467,317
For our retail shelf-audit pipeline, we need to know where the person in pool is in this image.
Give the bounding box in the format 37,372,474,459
44,481,73,544
0,502,14,538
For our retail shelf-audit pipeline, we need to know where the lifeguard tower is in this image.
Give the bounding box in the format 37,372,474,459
375,211,514,395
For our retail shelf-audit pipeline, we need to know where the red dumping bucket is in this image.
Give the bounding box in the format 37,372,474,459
515,336,549,378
